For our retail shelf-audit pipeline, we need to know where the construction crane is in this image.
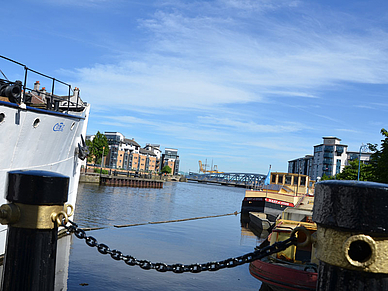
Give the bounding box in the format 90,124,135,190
198,160,223,173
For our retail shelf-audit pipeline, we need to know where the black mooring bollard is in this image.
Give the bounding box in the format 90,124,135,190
313,180,388,290
1,170,69,291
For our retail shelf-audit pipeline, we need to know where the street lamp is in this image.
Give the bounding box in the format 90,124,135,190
357,144,369,181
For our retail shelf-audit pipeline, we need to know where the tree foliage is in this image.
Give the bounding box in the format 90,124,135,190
161,165,172,174
331,128,387,183
336,159,373,181
320,173,335,181
86,139,93,163
87,131,109,165
368,128,388,183
319,128,388,182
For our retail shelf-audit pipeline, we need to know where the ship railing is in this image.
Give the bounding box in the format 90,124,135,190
0,55,84,113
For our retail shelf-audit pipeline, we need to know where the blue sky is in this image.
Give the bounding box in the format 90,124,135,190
2,0,388,174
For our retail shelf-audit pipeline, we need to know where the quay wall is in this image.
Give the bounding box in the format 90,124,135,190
100,175,164,188
79,173,186,188
79,173,100,184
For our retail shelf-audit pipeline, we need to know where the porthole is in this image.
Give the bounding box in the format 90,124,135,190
70,121,76,131
0,113,5,124
33,118,40,128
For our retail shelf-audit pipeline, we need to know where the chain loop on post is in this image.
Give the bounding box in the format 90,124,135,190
64,204,74,217
62,219,299,273
52,210,68,226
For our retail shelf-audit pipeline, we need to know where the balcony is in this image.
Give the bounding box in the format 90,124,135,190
323,152,334,158
323,158,333,164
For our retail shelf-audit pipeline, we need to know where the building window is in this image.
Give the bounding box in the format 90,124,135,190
324,146,334,152
336,159,341,175
336,146,344,156
349,153,358,161
300,176,306,186
285,176,292,185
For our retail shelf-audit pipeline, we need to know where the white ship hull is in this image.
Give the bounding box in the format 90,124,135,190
0,101,90,255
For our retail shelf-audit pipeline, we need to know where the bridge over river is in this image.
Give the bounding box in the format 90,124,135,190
186,172,267,188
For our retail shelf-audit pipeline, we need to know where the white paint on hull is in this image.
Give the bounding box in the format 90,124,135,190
0,102,90,255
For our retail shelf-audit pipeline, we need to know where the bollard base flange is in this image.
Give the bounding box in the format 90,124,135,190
317,260,388,291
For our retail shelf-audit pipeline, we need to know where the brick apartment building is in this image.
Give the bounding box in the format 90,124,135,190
97,132,179,174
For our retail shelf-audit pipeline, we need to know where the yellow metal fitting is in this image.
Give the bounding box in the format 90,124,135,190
51,210,69,226
315,226,388,273
0,203,74,229
0,203,21,225
64,203,74,217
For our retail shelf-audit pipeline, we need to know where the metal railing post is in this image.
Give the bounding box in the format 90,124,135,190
23,66,28,103
1,170,69,291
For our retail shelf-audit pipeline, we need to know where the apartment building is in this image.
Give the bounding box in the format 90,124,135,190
288,137,371,181
346,151,371,166
103,132,178,173
288,155,314,177
144,144,162,171
161,148,180,175
311,137,348,180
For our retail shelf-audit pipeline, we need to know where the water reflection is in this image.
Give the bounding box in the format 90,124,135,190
62,182,263,290
75,182,251,228
240,227,268,246
55,235,72,291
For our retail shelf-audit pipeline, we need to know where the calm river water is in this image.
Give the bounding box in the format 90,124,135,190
64,181,264,290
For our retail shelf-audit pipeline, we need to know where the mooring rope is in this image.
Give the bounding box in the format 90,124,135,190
75,211,240,231
113,211,240,228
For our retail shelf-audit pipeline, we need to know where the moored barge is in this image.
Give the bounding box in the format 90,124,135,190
250,206,317,291
241,172,315,226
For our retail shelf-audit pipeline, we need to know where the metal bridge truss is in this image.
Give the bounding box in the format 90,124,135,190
187,172,266,188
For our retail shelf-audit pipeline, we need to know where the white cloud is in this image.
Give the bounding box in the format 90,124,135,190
103,115,232,142
336,128,359,134
197,116,310,133
75,60,257,110
55,0,388,172
70,1,388,113
263,91,319,98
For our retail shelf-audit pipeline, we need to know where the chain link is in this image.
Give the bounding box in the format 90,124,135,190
63,219,298,273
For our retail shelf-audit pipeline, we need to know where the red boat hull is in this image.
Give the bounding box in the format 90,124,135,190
249,259,317,291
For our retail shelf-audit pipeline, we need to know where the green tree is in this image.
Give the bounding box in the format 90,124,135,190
320,173,335,181
368,128,388,183
86,139,94,163
336,159,373,181
90,131,109,165
161,165,172,174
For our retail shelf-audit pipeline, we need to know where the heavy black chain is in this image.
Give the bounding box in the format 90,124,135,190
63,219,297,273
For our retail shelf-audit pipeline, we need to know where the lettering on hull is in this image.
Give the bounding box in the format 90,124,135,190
265,198,294,207
53,122,65,131
244,197,265,201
